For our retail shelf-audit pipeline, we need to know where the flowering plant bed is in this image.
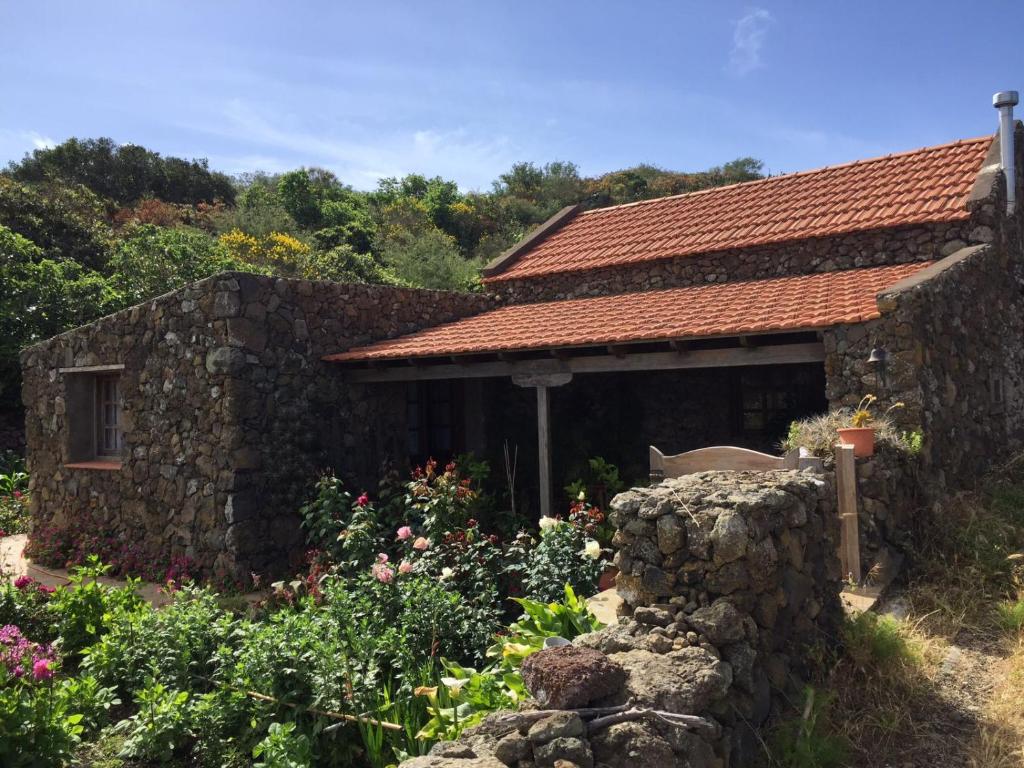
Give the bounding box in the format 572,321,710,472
3,458,609,766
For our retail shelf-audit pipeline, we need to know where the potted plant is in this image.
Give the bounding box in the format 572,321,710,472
837,395,903,457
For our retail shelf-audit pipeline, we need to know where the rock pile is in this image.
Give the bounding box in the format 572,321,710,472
402,469,843,768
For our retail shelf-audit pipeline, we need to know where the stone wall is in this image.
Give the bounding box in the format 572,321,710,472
485,220,978,304
823,128,1024,493
20,272,493,581
407,470,842,768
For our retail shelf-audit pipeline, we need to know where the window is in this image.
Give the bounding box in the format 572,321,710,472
62,366,125,465
406,381,463,465
95,376,122,456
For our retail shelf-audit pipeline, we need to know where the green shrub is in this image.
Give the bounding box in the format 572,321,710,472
112,679,192,762
48,557,144,659
82,585,233,696
521,519,602,602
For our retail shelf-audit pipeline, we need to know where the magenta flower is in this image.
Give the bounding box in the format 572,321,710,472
12,491,22,500
13,576,32,590
32,659,53,681
356,493,370,507
37,584,55,594
396,526,413,541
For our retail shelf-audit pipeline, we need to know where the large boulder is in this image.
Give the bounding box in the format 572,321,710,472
589,721,677,768
605,647,732,714
520,645,627,709
686,599,746,645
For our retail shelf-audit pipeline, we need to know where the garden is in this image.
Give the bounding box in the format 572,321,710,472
0,457,613,767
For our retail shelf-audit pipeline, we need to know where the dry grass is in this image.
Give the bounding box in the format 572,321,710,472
967,635,1024,768
772,454,1024,767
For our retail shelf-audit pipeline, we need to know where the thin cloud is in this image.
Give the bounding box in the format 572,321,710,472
728,8,774,76
190,99,519,190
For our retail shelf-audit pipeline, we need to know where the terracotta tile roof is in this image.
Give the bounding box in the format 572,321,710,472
484,137,991,282
327,262,930,362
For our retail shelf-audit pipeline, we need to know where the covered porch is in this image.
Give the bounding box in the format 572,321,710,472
324,263,923,517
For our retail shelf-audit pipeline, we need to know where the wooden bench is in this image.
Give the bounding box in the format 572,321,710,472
649,445,823,482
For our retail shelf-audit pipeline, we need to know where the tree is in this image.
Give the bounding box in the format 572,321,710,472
0,225,118,408
5,137,236,206
0,177,113,269
106,224,246,304
377,227,482,292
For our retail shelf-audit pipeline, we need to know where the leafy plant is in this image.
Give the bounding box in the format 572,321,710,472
521,518,603,602
0,666,85,768
48,556,144,659
114,678,193,762
406,459,477,536
252,721,313,768
299,474,380,571
769,687,848,768
82,584,233,696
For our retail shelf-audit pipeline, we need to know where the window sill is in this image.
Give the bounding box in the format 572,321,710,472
64,461,122,471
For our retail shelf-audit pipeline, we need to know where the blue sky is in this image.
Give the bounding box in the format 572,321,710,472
1,1,1022,190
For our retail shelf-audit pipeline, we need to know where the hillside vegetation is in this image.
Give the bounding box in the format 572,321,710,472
0,137,762,423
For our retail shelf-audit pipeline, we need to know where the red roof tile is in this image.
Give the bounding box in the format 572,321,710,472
484,138,990,282
327,262,930,362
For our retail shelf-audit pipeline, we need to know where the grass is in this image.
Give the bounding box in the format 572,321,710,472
967,637,1024,768
770,453,1024,767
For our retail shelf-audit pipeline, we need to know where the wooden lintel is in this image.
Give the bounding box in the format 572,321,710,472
668,340,689,355
739,336,757,349
549,348,571,360
58,363,126,374
340,342,826,383
607,345,628,358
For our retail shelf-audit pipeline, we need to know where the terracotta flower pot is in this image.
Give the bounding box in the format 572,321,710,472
598,565,619,592
837,427,875,458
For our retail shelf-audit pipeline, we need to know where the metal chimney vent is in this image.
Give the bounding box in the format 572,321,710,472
993,90,1019,215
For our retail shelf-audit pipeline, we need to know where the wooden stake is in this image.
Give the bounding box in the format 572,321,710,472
835,443,861,583
537,384,552,519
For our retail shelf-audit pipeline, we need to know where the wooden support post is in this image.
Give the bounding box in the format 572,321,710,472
536,384,552,519
835,443,861,583
512,372,572,519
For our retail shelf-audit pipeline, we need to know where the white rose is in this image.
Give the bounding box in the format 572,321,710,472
538,516,558,532
440,567,454,580
583,540,601,560
577,490,586,501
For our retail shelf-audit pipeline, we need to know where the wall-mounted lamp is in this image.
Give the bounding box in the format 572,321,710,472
867,346,889,388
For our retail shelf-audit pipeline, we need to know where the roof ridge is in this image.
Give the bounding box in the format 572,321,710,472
578,135,994,216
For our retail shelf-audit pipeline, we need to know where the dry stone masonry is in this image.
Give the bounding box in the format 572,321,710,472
20,273,492,581
408,469,842,768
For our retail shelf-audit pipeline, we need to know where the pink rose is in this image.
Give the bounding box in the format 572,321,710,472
396,526,413,541
12,491,22,500
13,576,32,590
376,553,388,563
32,659,53,681
371,563,394,584
413,537,429,551
356,493,370,507
398,560,413,574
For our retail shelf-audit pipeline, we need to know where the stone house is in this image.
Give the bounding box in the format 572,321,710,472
20,116,1024,581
